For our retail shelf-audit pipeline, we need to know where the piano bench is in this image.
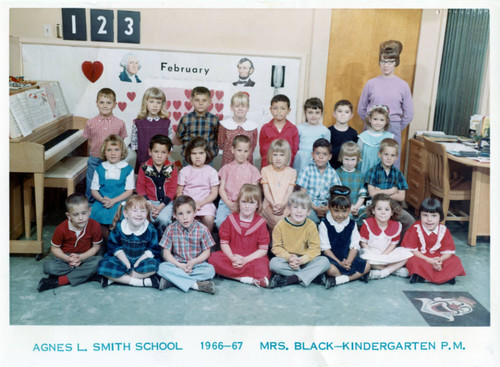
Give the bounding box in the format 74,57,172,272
23,156,88,238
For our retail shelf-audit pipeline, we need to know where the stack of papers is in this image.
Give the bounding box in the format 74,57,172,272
442,143,480,157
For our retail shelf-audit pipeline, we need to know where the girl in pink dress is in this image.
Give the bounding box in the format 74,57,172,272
177,137,219,232
208,184,271,287
402,198,466,284
359,193,413,280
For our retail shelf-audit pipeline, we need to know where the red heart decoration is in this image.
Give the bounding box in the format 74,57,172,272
127,92,136,101
173,112,182,121
184,89,192,99
215,103,224,112
81,61,103,83
118,102,127,111
166,101,171,109
216,114,224,120
172,124,178,133
184,101,192,111
208,103,214,112
210,90,215,99
215,91,224,100
173,100,182,110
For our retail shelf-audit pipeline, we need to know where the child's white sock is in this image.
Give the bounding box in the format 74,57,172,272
239,277,253,284
335,275,349,285
143,278,152,287
129,278,144,287
369,270,381,280
379,269,390,279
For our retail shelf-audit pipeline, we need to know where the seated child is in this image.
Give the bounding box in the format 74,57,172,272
318,186,370,289
130,87,172,172
269,191,330,288
293,97,331,175
97,195,162,288
365,138,415,241
402,198,466,284
209,184,271,288
359,194,413,280
157,195,216,294
136,134,178,233
90,134,134,242
177,137,219,232
296,138,342,224
218,91,258,166
328,99,358,169
215,135,261,229
335,141,368,222
261,139,297,229
259,94,299,168
37,194,102,292
83,88,127,200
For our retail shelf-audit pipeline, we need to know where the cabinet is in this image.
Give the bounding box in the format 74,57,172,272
406,138,427,212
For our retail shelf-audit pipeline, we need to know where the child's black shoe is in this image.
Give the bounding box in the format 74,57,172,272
37,277,58,292
159,277,173,290
150,274,161,289
269,274,287,289
325,275,336,289
360,272,370,283
447,277,456,285
196,280,215,294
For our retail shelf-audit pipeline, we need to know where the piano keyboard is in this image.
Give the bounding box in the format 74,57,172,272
45,129,85,160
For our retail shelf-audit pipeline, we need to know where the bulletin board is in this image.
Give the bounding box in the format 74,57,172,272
21,43,302,141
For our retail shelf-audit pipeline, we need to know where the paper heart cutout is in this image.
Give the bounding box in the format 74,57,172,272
215,103,224,112
118,102,127,111
166,100,171,109
184,89,192,99
184,101,192,111
127,92,136,101
173,112,182,121
210,90,214,99
215,91,224,100
208,103,214,112
173,100,182,110
216,114,224,120
81,61,103,83
172,124,178,133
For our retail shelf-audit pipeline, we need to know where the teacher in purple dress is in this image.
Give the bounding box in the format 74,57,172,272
357,40,414,169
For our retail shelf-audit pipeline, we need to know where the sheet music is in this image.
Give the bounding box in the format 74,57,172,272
44,81,69,118
9,111,23,138
27,87,55,128
9,92,34,136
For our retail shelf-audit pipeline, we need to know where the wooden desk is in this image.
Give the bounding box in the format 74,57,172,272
446,154,490,246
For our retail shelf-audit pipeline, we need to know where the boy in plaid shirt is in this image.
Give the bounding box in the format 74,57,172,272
175,86,219,164
365,138,415,241
296,138,342,225
157,195,216,294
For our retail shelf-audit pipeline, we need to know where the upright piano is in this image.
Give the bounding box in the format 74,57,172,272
9,81,87,256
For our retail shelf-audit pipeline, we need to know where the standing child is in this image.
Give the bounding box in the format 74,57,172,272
293,97,331,175
335,142,368,222
136,134,178,233
218,91,258,166
269,191,330,288
83,88,127,200
177,137,219,232
318,186,370,288
402,198,466,284
357,104,394,175
90,135,134,241
260,139,297,229
37,194,102,292
259,94,299,168
329,99,358,169
176,86,219,164
359,194,413,280
296,138,342,224
209,184,271,287
97,195,162,288
130,87,171,172
157,195,216,294
215,135,261,229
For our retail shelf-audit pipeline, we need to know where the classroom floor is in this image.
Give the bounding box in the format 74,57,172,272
10,208,490,326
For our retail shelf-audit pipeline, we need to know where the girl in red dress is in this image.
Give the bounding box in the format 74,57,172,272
208,184,271,287
402,198,466,284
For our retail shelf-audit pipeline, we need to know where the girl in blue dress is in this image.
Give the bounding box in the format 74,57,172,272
98,195,162,288
90,134,134,241
357,105,394,176
293,98,331,176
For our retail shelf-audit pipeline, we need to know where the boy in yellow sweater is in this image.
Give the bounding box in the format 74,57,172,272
269,191,330,288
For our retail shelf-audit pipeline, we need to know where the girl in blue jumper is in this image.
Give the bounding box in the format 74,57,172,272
318,185,371,288
98,195,162,288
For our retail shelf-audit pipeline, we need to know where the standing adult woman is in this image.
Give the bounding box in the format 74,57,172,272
357,40,414,169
